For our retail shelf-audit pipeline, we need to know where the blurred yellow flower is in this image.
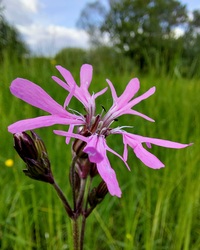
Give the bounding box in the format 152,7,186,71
126,233,133,240
5,159,14,167
50,59,57,65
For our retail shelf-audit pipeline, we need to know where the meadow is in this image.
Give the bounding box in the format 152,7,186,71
0,52,199,250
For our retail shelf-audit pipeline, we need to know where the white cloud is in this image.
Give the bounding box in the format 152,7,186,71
19,0,41,13
2,0,90,56
17,24,90,56
3,0,42,25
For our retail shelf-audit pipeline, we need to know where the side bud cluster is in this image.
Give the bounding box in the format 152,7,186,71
72,130,98,179
13,131,54,184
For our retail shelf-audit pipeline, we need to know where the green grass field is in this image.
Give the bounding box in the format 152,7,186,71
0,55,199,250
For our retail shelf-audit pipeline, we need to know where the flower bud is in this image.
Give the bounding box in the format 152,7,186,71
13,131,54,184
89,163,98,178
72,139,88,159
78,158,91,179
14,132,38,162
96,181,108,199
88,181,108,207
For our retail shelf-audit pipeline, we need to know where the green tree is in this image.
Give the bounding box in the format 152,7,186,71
0,2,29,60
78,0,188,73
182,10,200,77
55,47,87,67
77,0,107,46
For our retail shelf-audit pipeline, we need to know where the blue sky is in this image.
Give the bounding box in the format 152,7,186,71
2,0,200,56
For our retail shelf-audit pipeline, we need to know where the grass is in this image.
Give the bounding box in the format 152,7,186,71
0,54,199,250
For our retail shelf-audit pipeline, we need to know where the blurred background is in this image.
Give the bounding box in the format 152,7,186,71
0,0,200,249
1,0,200,76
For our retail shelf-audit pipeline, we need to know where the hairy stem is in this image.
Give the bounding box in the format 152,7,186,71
52,181,74,218
80,177,93,249
80,215,86,250
76,179,86,213
71,156,78,212
72,218,80,250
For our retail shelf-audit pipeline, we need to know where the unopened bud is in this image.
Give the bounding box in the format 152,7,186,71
14,131,37,162
72,139,88,158
88,181,108,207
89,163,98,177
75,158,98,179
96,181,108,199
72,129,91,159
13,131,54,184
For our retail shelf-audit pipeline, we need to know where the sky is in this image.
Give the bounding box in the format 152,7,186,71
2,0,200,56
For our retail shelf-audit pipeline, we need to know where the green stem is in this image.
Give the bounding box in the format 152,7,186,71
80,177,93,249
76,179,86,212
73,218,80,250
71,156,78,212
80,215,86,250
84,205,96,218
52,181,73,218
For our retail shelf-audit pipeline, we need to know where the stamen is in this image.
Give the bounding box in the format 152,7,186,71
101,105,106,112
67,107,85,118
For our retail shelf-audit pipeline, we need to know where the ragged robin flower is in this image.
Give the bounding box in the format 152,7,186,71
8,64,192,197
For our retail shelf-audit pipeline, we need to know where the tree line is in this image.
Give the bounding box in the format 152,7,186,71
1,0,200,77
0,1,28,61
77,0,200,77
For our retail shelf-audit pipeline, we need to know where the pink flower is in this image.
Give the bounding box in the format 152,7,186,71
8,64,105,133
102,78,155,127
53,68,191,197
52,64,107,120
8,64,192,197
54,131,129,197
113,130,191,169
8,78,84,133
